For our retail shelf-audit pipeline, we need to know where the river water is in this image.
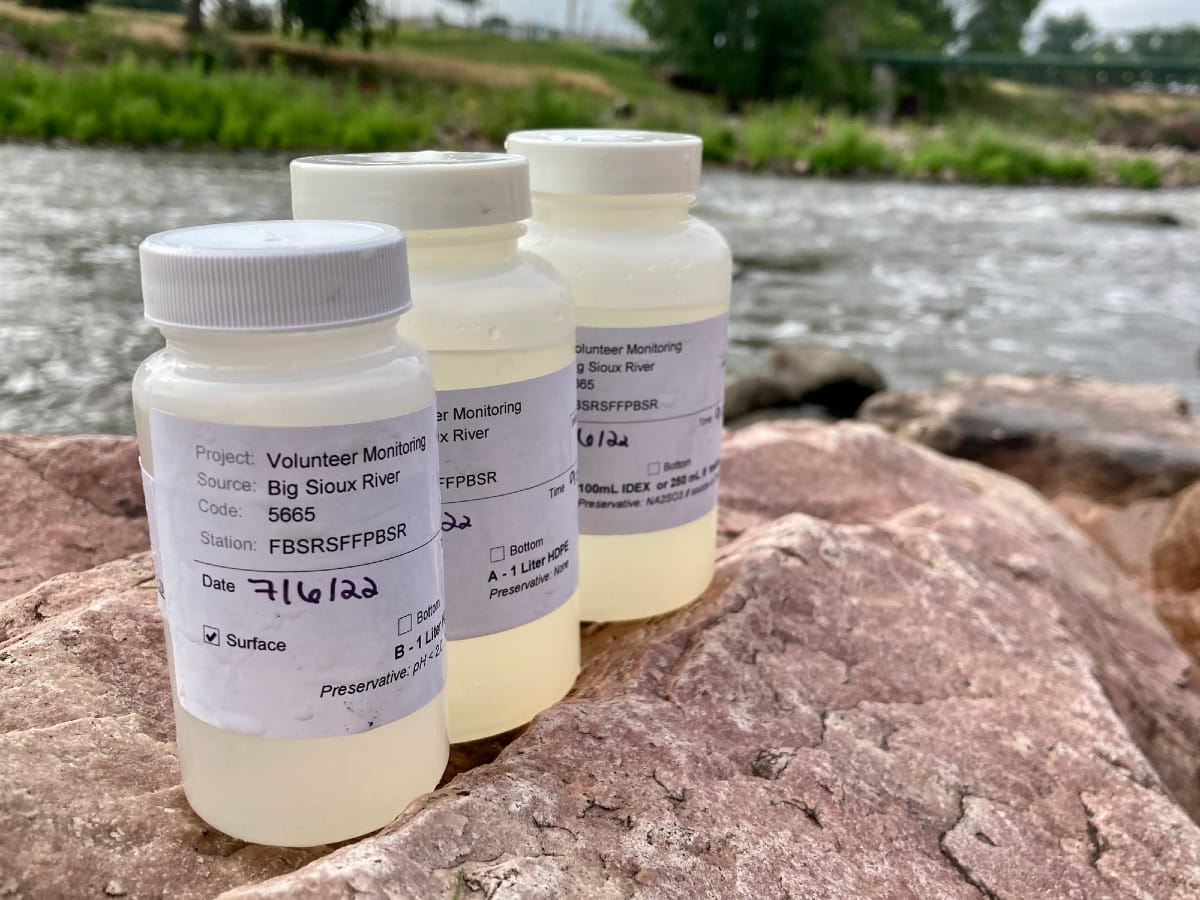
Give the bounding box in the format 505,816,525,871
1,144,1197,435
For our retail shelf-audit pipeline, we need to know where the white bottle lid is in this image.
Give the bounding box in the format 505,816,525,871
290,152,531,230
504,129,702,196
139,220,411,332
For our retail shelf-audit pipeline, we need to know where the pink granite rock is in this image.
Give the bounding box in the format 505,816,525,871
0,435,148,611
0,555,331,899
228,422,1200,899
6,422,1200,899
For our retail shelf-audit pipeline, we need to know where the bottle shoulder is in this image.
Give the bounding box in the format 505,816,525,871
520,217,731,314
133,341,434,425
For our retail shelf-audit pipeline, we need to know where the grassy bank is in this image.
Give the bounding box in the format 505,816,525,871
1,2,1196,187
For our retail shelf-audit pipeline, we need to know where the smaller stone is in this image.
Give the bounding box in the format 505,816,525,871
725,344,886,422
1054,493,1171,587
1155,481,1200,593
1079,210,1185,228
104,880,126,897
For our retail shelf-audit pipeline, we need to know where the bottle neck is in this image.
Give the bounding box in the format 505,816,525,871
161,318,403,369
529,193,694,229
404,223,524,272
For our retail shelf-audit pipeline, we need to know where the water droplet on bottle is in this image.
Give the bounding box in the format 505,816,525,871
488,326,501,341
293,707,315,722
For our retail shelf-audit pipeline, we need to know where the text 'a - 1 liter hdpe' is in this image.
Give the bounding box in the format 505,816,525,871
290,152,580,743
505,129,733,623
133,220,448,847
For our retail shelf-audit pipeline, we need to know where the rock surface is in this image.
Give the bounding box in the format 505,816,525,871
860,373,1200,504
1155,481,1200,594
1054,493,1172,588
6,422,1200,899
0,435,148,607
232,423,1200,899
725,343,886,422
0,555,331,900
1150,482,1200,666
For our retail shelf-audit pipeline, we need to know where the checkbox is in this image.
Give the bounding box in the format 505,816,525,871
397,614,412,636
647,462,661,476
490,546,506,563
202,625,221,646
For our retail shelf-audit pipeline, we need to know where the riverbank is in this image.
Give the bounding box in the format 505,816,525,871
3,3,1200,187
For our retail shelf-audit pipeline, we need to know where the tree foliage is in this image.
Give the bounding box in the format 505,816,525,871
18,0,91,12
1129,26,1200,59
445,0,482,28
631,0,965,107
1036,12,1096,56
281,0,371,43
961,0,1042,53
99,0,183,12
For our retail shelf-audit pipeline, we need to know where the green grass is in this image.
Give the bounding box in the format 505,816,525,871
1111,157,1163,189
805,117,896,176
906,123,1097,185
0,54,610,150
740,100,816,168
0,7,1186,187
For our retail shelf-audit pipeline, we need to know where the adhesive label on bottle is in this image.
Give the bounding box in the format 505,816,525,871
575,314,727,535
149,408,444,740
437,366,578,641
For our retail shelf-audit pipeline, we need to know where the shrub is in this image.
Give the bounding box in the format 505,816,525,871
18,0,91,12
740,100,815,169
98,0,182,11
471,78,604,144
696,118,736,164
1042,152,1097,184
1112,157,1162,190
805,117,895,176
213,0,274,33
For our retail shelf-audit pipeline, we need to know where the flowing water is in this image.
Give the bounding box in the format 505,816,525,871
1,144,1197,435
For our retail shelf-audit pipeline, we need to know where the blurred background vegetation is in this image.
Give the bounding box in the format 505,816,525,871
1,0,1198,186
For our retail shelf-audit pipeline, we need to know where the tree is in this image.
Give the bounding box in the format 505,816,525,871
961,0,1042,53
629,0,837,107
630,0,962,108
1129,26,1200,59
100,0,184,12
185,0,202,35
1036,12,1096,56
445,0,482,28
19,0,92,12
281,0,371,42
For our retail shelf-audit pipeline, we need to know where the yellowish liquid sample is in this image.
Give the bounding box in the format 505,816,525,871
414,340,580,743
572,301,727,621
134,324,448,846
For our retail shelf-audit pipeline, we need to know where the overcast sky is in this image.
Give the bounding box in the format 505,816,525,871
389,1,1198,39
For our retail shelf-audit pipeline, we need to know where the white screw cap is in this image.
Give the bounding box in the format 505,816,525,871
290,151,532,230
505,129,702,196
139,220,411,332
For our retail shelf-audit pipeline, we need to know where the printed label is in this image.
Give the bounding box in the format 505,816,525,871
149,409,444,739
575,314,727,535
438,366,578,641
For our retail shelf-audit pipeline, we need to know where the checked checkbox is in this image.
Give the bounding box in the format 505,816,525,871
202,625,221,647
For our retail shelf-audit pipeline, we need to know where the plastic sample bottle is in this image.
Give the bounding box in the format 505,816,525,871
505,129,732,622
132,221,447,847
290,153,580,743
